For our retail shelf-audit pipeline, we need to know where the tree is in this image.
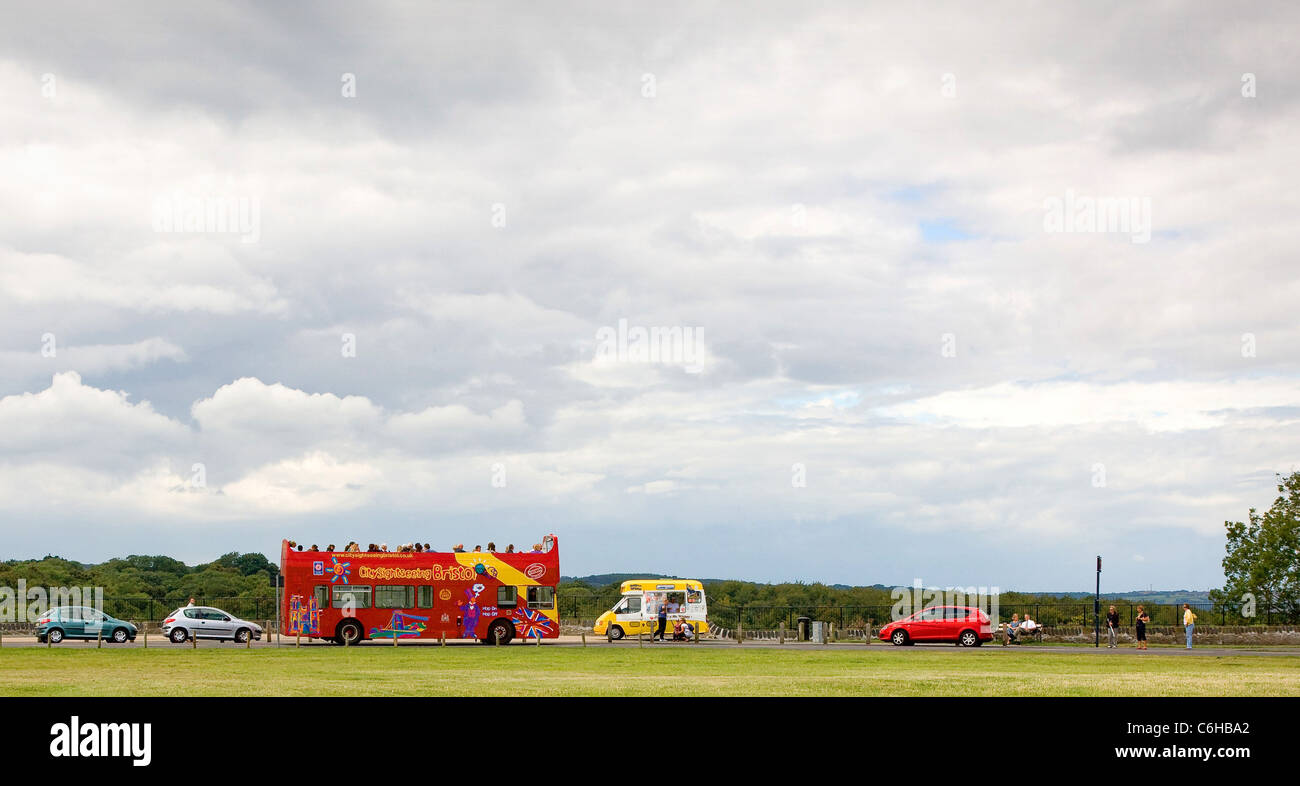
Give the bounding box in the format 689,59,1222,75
1212,471,1300,622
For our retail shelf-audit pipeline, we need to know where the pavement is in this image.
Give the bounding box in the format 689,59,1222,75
2,633,1297,656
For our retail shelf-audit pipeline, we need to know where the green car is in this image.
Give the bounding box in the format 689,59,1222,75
35,606,138,644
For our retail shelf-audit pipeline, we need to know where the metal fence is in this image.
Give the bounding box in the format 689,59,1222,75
98,597,277,624
89,596,1299,629
697,602,1297,630
556,601,1297,630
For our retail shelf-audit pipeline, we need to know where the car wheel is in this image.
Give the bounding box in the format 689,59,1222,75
608,625,624,640
337,620,364,646
890,629,909,646
170,627,188,644
48,628,65,644
959,630,979,647
234,628,251,644
111,628,129,644
487,619,514,645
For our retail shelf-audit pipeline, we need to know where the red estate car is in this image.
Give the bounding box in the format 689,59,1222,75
878,605,994,647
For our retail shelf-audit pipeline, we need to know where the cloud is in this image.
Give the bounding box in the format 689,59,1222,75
0,2,1298,586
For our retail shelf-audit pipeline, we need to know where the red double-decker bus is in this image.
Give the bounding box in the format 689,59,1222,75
279,536,560,645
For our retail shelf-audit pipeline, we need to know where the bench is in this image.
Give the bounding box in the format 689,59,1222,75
998,623,1044,645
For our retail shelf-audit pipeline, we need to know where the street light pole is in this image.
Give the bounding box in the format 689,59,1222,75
1094,555,1102,648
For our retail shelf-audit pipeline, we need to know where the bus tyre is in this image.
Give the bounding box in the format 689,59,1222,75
890,630,909,646
959,630,979,647
235,628,251,644
170,628,188,644
338,620,364,646
608,625,624,641
111,628,129,644
48,628,64,644
488,619,514,645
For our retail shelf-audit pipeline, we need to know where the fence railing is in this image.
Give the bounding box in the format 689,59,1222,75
48,596,1300,630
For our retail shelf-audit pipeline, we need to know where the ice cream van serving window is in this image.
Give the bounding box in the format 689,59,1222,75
527,586,554,609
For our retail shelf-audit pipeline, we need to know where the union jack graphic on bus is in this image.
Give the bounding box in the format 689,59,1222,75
511,606,556,639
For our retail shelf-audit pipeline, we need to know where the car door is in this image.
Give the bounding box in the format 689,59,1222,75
937,607,963,641
60,607,86,638
911,608,942,641
614,596,643,634
191,607,219,638
203,609,235,639
81,608,106,640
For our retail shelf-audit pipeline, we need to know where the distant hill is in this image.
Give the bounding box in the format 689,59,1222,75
1033,590,1212,604
561,573,730,586
562,574,1209,603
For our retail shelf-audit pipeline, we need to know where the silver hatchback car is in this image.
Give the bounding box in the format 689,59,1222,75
162,606,263,644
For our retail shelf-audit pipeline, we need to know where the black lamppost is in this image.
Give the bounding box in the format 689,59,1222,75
1094,555,1102,647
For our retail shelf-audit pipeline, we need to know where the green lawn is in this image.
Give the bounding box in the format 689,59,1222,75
3,645,1300,696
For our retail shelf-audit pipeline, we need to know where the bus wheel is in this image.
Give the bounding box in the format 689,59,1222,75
608,625,624,641
488,619,514,645
338,620,364,646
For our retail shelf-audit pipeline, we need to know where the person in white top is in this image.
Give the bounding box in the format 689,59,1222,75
1020,614,1038,634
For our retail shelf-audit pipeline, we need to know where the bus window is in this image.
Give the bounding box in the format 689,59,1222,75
314,585,328,610
527,586,554,610
417,586,434,608
497,586,518,607
375,586,415,609
333,585,371,609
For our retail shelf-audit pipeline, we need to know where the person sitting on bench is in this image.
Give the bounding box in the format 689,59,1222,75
1003,613,1021,644
1019,613,1038,640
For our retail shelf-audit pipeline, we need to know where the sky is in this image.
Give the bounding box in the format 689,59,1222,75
1,1,1297,592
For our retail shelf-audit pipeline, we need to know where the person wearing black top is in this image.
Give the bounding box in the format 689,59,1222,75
1134,605,1150,650
655,599,668,641
1106,606,1121,648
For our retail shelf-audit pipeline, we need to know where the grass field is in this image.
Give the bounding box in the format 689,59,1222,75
3,646,1300,696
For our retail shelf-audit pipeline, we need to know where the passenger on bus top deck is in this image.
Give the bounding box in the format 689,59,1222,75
487,542,496,552
505,544,515,553
452,544,464,552
473,545,482,552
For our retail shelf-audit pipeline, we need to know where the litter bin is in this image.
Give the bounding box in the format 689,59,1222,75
810,621,826,644
796,616,811,642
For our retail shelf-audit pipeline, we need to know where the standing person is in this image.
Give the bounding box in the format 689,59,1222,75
1106,606,1120,648
1183,604,1196,649
655,597,668,642
1135,605,1150,650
